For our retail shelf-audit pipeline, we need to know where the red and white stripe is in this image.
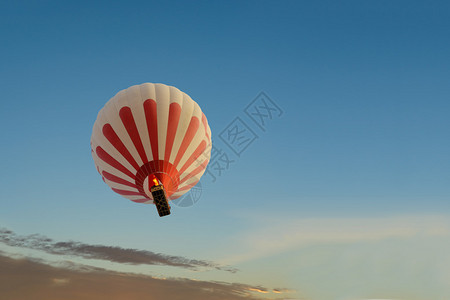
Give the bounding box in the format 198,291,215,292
91,83,211,204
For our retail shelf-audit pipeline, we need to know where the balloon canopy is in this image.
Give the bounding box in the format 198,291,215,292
91,83,212,208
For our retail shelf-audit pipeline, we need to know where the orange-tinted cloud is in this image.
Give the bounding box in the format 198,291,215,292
248,287,269,293
0,254,261,300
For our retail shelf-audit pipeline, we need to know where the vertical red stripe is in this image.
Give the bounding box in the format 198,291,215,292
164,103,181,162
143,99,159,161
96,147,136,179
103,124,140,170
119,107,148,164
173,116,200,169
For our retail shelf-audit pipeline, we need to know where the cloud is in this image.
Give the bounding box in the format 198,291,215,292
0,253,266,300
222,214,450,264
248,287,269,293
0,228,237,273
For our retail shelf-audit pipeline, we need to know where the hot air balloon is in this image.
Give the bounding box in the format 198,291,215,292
91,83,212,217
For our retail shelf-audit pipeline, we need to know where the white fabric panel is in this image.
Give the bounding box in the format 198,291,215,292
139,83,157,161
154,84,170,160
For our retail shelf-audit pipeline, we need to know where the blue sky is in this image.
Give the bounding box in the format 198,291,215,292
1,1,450,299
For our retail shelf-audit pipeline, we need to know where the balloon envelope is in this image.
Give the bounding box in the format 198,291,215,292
91,83,211,204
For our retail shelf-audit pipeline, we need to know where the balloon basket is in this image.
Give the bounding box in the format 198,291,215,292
151,184,171,217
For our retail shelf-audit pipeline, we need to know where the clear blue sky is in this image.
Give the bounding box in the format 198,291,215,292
1,1,450,299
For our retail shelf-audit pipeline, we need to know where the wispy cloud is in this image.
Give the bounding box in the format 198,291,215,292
0,228,237,272
222,214,450,264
